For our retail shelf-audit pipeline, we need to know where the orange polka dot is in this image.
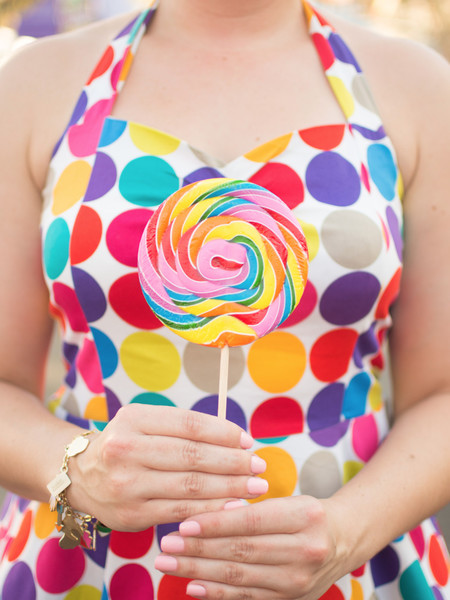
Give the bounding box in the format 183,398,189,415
8,509,32,561
248,447,297,503
429,533,449,586
84,396,108,421
34,503,56,539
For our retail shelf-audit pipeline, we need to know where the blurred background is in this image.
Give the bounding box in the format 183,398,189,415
0,0,449,543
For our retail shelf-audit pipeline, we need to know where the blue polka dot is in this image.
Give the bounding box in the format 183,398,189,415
91,327,118,378
43,218,70,279
343,372,371,418
367,143,397,201
99,118,127,147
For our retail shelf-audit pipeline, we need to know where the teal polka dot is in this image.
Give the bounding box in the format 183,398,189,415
367,143,397,201
43,218,70,279
131,392,176,407
91,327,118,378
255,436,288,445
399,560,435,600
119,156,179,206
343,372,371,418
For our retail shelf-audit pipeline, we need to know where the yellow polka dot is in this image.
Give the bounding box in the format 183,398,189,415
244,133,292,163
368,379,383,411
248,331,306,393
328,76,355,119
129,123,180,155
350,579,364,600
121,332,181,391
34,502,56,539
84,396,108,421
52,161,92,216
343,460,364,484
298,219,319,262
248,447,297,503
64,585,101,600
397,170,404,201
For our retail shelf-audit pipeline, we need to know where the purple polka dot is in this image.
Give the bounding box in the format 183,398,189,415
183,168,224,186
370,545,400,587
386,205,403,261
2,562,36,600
67,414,90,429
307,383,344,431
433,587,445,600
63,342,78,365
0,493,13,520
352,124,386,141
156,522,180,549
71,267,107,323
306,152,360,206
84,527,110,567
105,387,122,420
69,91,89,127
115,14,139,38
320,272,381,326
328,33,362,72
18,498,30,512
309,420,349,447
84,152,117,202
65,364,77,388
191,396,247,430
353,323,379,368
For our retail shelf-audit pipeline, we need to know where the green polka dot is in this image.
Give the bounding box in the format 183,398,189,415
399,560,435,600
119,156,179,206
43,218,70,279
131,392,176,407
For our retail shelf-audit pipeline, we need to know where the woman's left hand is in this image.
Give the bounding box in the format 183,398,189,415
154,495,348,599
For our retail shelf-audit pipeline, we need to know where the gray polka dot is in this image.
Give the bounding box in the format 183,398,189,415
183,343,245,393
352,73,380,115
322,209,383,269
62,392,81,417
299,450,341,498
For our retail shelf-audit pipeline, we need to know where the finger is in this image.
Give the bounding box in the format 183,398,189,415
186,580,279,600
160,533,295,564
113,404,254,448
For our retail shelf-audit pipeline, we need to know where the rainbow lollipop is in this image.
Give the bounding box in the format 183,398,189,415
138,178,309,417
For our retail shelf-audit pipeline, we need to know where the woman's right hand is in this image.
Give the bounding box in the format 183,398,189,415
66,403,267,531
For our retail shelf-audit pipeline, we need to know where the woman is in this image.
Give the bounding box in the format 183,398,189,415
0,0,449,598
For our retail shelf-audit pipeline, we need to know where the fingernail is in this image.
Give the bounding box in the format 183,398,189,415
240,431,254,449
251,455,267,474
179,520,201,536
247,477,269,495
224,500,243,510
161,535,185,553
154,555,178,571
186,583,207,597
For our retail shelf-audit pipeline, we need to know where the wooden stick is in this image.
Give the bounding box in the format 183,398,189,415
218,345,229,419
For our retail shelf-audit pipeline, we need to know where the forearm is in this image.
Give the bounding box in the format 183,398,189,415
0,381,85,503
325,392,450,573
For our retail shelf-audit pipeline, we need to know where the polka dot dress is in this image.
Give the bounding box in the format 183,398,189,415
1,1,449,598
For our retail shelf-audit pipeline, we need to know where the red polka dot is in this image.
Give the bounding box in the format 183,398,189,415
409,525,425,560
375,268,402,319
351,564,366,577
49,301,66,333
377,212,390,250
109,273,163,329
52,282,89,333
279,280,317,327
310,329,358,382
157,575,192,600
352,414,378,462
70,205,102,265
106,209,153,267
110,564,153,600
36,538,85,593
110,527,154,559
429,533,449,586
250,397,303,439
7,510,32,562
311,33,335,70
249,163,304,210
86,45,114,84
319,584,345,600
370,327,387,370
76,338,104,393
300,124,345,151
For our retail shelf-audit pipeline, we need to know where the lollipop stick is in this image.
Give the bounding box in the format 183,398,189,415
218,345,229,419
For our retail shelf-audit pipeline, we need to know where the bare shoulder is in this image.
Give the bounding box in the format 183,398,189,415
0,11,138,187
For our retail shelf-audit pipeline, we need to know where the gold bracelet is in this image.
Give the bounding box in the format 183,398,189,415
47,431,98,550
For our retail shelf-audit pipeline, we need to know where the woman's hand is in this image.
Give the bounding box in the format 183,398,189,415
67,403,268,531
154,495,348,600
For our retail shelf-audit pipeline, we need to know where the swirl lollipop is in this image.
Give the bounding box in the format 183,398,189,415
138,178,309,417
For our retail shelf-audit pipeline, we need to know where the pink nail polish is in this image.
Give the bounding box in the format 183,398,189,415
251,455,267,474
186,583,207,597
154,555,178,571
179,520,201,536
247,477,269,495
161,535,185,553
224,500,243,510
240,431,254,449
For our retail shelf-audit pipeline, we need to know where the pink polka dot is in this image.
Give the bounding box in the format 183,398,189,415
7,510,32,562
106,209,153,267
361,163,371,192
409,525,425,560
70,205,103,265
250,397,303,439
110,564,153,600
76,338,104,393
279,280,317,327
110,527,154,559
310,329,358,382
52,282,89,333
311,33,335,70
109,273,163,329
157,575,192,600
68,98,116,157
352,413,378,462
36,538,85,593
249,163,304,210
